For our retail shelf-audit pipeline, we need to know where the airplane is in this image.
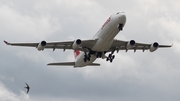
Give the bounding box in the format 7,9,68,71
4,12,172,67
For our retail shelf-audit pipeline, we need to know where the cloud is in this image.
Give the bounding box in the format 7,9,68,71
0,2,61,41
0,82,29,101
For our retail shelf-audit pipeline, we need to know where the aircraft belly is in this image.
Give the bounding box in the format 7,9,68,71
92,26,119,51
92,38,113,51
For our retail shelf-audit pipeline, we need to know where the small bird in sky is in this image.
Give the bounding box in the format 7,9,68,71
24,83,30,94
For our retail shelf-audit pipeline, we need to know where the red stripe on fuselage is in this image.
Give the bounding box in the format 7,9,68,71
74,50,80,59
101,16,111,29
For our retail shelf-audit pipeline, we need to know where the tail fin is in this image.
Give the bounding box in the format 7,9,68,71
74,50,80,59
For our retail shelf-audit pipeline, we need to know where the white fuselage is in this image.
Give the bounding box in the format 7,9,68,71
75,12,126,67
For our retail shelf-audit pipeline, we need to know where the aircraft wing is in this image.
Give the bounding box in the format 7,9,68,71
3,39,98,51
110,39,172,52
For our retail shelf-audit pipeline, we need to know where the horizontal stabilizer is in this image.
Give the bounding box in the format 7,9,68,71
47,62,100,67
47,62,75,66
87,63,100,66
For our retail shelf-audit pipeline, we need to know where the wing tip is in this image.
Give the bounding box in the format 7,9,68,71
47,63,51,66
47,63,52,66
4,40,10,45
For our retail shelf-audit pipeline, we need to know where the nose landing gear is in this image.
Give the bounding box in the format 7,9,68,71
118,24,123,31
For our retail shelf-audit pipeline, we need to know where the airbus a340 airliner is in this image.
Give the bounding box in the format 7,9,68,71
4,12,172,67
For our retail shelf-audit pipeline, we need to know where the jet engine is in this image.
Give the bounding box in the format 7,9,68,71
37,41,46,51
72,39,82,50
150,42,159,52
126,40,136,49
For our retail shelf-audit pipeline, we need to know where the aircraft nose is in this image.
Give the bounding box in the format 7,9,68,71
119,13,126,21
118,12,126,25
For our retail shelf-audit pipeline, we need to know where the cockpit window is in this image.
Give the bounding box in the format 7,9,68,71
116,12,124,15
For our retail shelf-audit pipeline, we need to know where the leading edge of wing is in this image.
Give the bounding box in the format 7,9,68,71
111,40,172,49
159,44,173,48
3,39,98,50
4,40,38,47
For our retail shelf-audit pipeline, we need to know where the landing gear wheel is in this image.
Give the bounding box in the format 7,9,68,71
84,54,91,61
106,54,115,63
108,54,112,58
106,58,109,61
88,54,91,58
87,57,90,61
110,59,113,63
84,58,87,62
112,55,115,59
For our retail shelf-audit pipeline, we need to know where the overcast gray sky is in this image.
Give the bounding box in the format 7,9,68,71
1,0,180,101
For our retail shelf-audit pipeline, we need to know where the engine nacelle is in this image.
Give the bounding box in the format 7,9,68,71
126,40,136,49
37,41,46,51
72,39,82,50
150,42,159,52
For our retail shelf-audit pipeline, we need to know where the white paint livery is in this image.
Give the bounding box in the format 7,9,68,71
4,12,172,67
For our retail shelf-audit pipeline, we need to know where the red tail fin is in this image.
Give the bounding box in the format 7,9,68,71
74,50,80,59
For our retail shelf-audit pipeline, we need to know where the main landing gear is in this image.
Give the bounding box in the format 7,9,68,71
83,51,104,62
83,48,93,62
106,54,115,63
106,49,115,63
83,50,116,63
96,52,103,58
83,52,91,62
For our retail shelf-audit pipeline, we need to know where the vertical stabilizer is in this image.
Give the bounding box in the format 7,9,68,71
74,50,80,59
